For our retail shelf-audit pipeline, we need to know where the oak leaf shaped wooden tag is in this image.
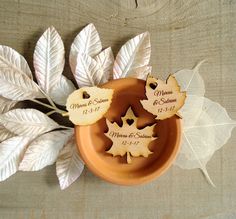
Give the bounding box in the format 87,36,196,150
105,107,156,164
66,87,113,125
141,75,186,120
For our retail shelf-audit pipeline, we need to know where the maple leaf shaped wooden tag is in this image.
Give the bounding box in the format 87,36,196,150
105,107,157,164
141,75,186,120
66,87,113,125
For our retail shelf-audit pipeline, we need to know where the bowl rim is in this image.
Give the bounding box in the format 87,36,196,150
75,78,182,186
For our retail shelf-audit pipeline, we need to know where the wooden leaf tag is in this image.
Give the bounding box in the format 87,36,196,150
105,107,156,164
141,75,186,120
66,87,113,125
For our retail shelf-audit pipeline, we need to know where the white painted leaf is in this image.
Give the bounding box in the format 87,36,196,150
0,96,17,114
0,69,43,101
175,97,236,186
0,125,15,142
0,136,30,181
34,26,65,93
174,61,206,126
174,60,205,96
56,136,84,190
113,32,151,79
128,65,152,80
74,53,104,87
0,108,60,137
19,130,72,171
50,75,76,106
69,23,102,74
179,95,205,127
94,47,114,82
0,45,32,79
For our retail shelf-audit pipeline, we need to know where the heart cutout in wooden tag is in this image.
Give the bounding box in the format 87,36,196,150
82,91,90,99
126,119,134,126
149,82,157,90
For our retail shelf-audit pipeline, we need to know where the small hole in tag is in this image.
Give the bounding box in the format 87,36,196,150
149,82,157,90
126,119,134,126
82,91,90,99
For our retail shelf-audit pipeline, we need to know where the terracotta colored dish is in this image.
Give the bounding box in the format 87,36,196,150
75,78,182,185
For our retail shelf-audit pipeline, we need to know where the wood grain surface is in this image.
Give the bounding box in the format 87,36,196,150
0,0,236,218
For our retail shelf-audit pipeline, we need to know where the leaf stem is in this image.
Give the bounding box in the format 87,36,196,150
46,110,57,116
59,125,73,130
183,132,216,187
127,152,132,164
37,86,57,109
31,99,55,110
32,84,69,114
30,99,67,115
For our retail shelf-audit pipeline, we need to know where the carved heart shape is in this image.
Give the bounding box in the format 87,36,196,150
126,119,134,126
82,91,90,99
149,82,157,90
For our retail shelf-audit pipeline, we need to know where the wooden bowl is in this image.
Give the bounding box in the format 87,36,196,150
75,78,182,185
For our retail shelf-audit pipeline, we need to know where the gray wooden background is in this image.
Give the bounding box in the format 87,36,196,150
0,0,236,218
